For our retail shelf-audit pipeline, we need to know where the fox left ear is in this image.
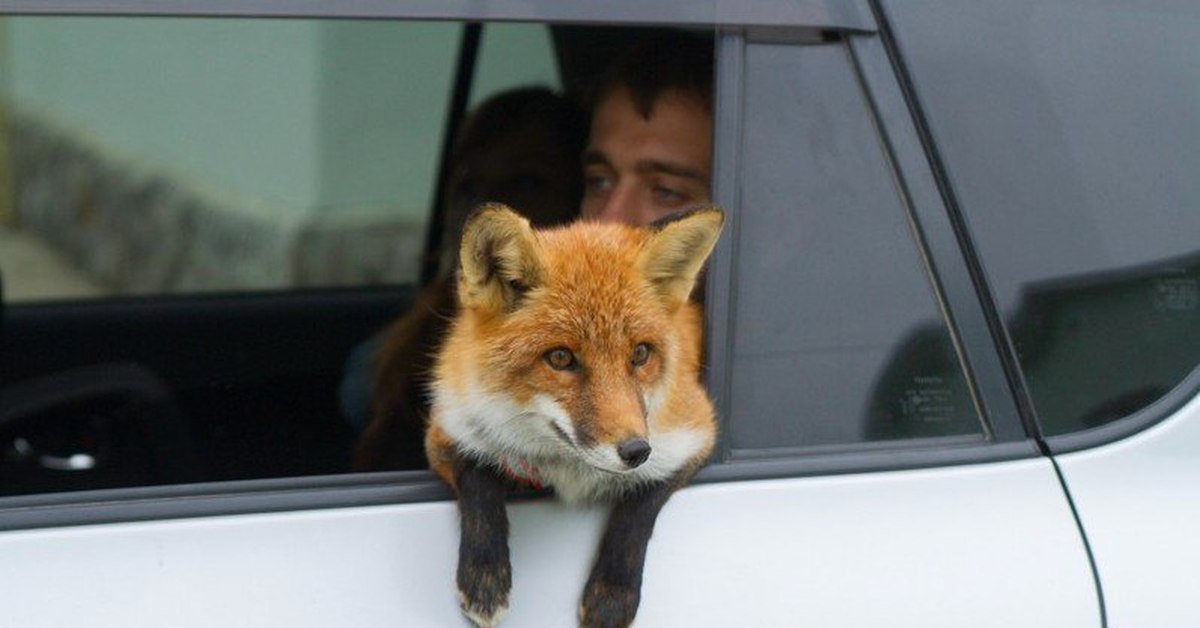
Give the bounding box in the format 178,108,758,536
458,203,545,315
638,207,725,306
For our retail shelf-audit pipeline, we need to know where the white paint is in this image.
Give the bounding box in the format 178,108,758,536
0,457,1098,627
1055,384,1200,627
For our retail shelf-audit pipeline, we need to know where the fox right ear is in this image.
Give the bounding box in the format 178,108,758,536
457,203,545,315
638,207,725,307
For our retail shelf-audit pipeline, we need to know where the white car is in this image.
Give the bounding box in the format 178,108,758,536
1,1,1197,626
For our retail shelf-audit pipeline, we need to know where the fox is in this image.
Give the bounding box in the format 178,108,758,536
425,203,724,627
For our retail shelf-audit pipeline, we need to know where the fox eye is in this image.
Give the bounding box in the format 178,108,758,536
631,343,652,367
544,348,577,371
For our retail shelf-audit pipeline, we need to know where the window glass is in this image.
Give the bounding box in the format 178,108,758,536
0,16,581,499
0,17,465,301
887,1,1200,436
469,23,562,106
725,38,982,456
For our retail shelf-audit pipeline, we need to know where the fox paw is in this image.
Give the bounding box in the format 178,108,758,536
579,579,640,628
458,560,511,627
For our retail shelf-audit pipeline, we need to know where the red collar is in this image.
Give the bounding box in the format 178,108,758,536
498,456,544,489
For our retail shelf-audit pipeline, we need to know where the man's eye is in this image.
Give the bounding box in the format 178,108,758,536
652,186,687,205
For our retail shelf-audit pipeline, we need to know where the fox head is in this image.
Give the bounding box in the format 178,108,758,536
434,203,723,480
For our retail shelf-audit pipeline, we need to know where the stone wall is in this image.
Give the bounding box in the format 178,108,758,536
5,108,424,295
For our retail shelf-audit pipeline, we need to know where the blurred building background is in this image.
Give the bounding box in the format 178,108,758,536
0,16,559,301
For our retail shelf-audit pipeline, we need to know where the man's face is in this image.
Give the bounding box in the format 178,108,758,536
580,87,712,226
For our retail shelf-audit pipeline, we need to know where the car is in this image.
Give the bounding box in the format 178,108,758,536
0,1,1197,626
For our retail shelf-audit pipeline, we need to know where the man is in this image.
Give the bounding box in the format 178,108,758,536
581,31,714,225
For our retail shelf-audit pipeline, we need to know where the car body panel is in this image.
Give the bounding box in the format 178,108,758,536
0,458,1098,627
1056,373,1200,627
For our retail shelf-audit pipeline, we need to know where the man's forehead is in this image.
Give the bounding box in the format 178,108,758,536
596,84,709,119
593,87,708,126
587,90,712,173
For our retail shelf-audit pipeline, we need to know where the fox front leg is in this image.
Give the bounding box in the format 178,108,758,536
579,481,676,628
454,456,512,627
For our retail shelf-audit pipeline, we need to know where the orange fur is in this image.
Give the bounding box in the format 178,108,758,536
427,204,722,498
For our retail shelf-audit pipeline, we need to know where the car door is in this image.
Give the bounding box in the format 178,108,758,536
882,1,1200,625
0,3,1102,626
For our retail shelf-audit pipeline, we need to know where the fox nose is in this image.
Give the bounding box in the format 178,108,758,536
617,438,652,468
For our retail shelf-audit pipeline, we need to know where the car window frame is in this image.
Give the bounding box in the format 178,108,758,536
2,0,874,30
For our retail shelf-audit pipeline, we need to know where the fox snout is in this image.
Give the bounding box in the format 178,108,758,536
617,438,652,468
579,379,654,472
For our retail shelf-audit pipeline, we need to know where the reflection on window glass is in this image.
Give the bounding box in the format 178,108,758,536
0,17,467,301
726,39,982,455
890,1,1200,436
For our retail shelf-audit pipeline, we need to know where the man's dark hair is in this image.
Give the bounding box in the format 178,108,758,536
596,30,714,119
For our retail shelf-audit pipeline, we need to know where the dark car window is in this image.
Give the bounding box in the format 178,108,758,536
885,0,1200,438
717,35,984,457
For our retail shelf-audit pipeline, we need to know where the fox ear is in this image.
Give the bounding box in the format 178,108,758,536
458,203,545,314
638,207,725,306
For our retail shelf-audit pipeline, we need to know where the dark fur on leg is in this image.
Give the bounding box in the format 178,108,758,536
455,456,512,627
579,480,677,628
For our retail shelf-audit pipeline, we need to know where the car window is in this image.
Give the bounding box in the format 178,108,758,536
886,1,1200,438
715,34,985,458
